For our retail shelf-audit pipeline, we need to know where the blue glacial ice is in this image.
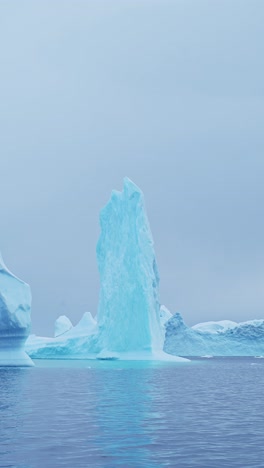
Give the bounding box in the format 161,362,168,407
0,254,34,366
95,177,164,356
26,178,187,362
164,312,264,356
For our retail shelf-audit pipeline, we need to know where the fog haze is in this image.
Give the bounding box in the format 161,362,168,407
1,1,264,334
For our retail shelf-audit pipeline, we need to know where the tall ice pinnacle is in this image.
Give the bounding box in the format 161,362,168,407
0,254,33,366
25,179,188,362
96,177,163,354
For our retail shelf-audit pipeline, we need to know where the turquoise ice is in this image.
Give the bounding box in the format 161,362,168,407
95,178,163,354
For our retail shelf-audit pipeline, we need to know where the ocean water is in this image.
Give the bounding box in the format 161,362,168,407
1,357,264,467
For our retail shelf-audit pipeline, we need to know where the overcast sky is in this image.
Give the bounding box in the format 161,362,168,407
1,0,264,335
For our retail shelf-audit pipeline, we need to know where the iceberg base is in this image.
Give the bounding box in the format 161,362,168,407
0,336,34,367
94,350,189,362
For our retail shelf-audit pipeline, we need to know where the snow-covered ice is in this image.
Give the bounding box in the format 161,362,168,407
0,254,33,366
66,312,97,337
192,320,238,334
54,315,73,337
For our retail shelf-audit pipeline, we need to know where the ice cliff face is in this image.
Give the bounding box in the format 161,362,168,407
0,254,33,366
164,313,264,356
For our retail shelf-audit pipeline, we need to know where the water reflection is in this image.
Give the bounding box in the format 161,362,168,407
0,368,33,464
91,364,157,466
1,359,264,467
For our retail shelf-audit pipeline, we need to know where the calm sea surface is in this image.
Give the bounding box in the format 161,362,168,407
1,357,264,467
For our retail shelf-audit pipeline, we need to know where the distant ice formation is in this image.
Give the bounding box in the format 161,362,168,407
67,312,97,337
26,179,187,362
164,313,264,356
0,254,33,366
54,315,73,337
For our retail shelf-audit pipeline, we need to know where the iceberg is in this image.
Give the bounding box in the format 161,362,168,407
26,179,187,362
164,313,264,356
0,254,33,366
95,177,164,356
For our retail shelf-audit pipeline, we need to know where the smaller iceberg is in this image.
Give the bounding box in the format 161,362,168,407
0,254,33,366
26,311,98,358
164,313,264,356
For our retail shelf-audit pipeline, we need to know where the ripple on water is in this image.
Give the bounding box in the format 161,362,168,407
0,358,264,467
